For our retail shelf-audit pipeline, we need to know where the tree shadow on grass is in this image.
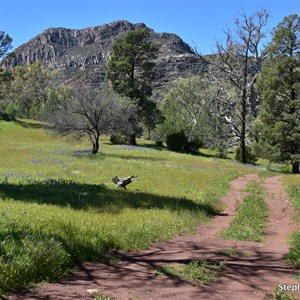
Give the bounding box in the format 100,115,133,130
14,119,45,129
72,150,165,162
129,143,166,151
0,179,217,216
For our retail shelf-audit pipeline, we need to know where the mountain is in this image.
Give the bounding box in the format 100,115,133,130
0,20,206,90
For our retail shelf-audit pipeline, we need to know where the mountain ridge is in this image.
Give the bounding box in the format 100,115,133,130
1,20,206,89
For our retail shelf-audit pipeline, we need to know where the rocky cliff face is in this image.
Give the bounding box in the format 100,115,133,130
1,20,206,89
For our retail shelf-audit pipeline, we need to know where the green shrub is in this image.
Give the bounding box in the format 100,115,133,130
166,131,188,152
215,145,228,159
235,146,258,164
0,112,14,121
155,140,163,147
281,165,291,174
4,102,21,119
110,133,130,145
184,139,202,153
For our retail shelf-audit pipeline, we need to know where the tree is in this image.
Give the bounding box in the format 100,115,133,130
0,31,13,119
0,31,12,60
0,69,13,120
205,9,269,163
162,76,209,146
139,98,164,140
6,62,53,118
107,27,160,145
167,76,209,142
160,76,231,152
48,84,128,155
255,14,300,173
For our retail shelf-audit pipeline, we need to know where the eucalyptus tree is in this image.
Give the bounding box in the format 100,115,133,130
163,76,213,141
6,62,53,118
161,76,231,152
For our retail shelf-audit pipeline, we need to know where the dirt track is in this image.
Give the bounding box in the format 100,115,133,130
8,175,300,300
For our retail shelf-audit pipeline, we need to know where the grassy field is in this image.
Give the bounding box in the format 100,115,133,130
0,119,284,294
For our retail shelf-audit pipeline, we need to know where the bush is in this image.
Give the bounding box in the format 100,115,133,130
235,146,258,164
155,140,163,147
4,102,21,119
110,134,130,145
215,145,228,159
166,131,188,152
281,165,291,174
215,151,228,159
0,112,14,121
184,139,202,153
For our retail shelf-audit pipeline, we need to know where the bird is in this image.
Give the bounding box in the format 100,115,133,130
112,175,137,189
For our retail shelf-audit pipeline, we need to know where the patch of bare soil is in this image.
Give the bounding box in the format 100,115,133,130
7,175,300,300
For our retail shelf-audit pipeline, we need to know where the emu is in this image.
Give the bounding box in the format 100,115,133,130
112,175,137,189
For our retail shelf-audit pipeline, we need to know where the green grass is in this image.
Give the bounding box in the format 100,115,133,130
153,260,226,285
214,247,246,257
244,181,264,195
220,181,269,242
0,119,262,294
94,292,115,300
282,175,300,269
214,247,238,257
265,288,298,300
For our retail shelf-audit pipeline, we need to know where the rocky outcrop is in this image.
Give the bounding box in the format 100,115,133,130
1,20,206,89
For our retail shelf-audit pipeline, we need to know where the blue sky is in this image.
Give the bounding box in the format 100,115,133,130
0,0,298,55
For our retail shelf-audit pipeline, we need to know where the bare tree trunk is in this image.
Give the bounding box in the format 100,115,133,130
240,93,247,164
292,161,299,174
92,137,100,154
147,128,151,140
129,133,137,145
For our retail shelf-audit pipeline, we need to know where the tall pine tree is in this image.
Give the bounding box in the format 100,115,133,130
107,28,159,145
0,30,12,59
256,14,300,173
